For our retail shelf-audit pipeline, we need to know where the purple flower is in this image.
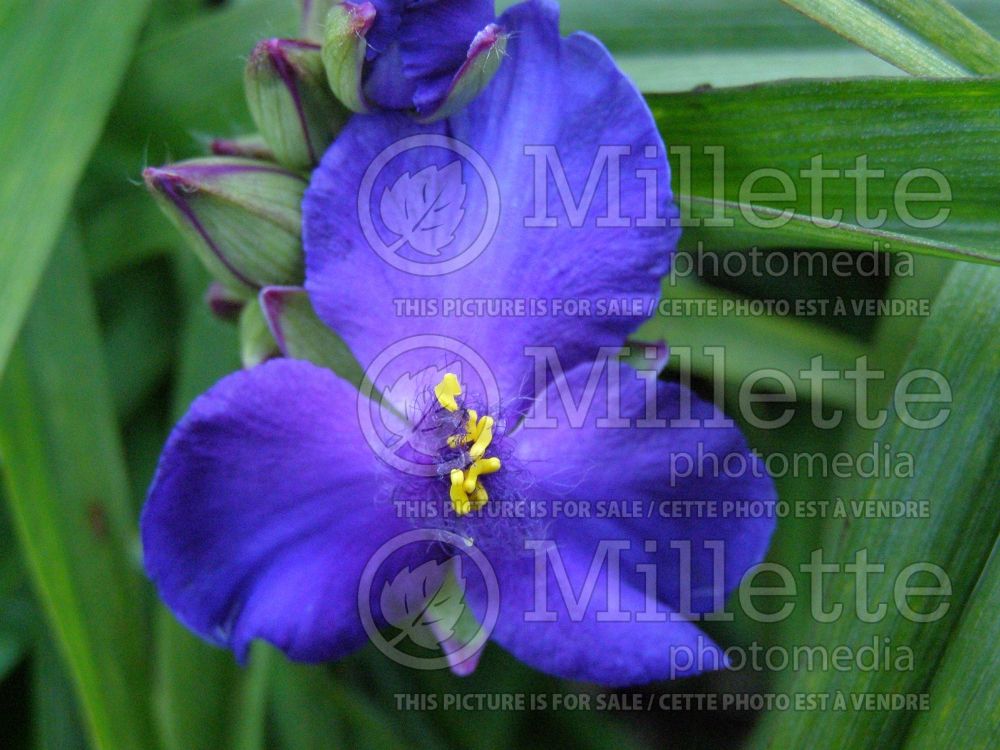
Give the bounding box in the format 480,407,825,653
142,0,776,686
324,0,506,119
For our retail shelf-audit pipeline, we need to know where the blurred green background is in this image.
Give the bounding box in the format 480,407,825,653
1,1,998,748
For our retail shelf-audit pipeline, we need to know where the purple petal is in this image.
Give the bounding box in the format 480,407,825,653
400,0,494,80
141,358,415,662
364,41,420,109
304,0,677,412
399,0,494,112
512,361,777,615
361,0,494,111
357,0,404,61
487,537,726,686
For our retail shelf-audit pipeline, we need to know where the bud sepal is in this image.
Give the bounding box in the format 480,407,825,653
143,157,306,293
321,1,376,114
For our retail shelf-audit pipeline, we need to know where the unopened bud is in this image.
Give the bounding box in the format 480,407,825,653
239,300,279,369
321,1,376,113
418,24,507,122
300,0,337,42
260,285,363,384
210,134,274,161
245,38,348,169
143,158,306,293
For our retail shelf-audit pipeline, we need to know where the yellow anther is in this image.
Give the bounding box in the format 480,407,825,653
465,410,480,438
463,457,502,494
434,373,462,412
437,389,500,515
469,416,494,459
470,483,489,510
448,409,480,448
450,469,471,515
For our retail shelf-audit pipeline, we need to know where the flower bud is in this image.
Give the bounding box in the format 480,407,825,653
143,158,306,293
210,134,274,161
259,286,363,384
300,0,337,42
239,300,279,369
321,1,376,114
245,38,348,169
418,24,507,123
205,281,245,321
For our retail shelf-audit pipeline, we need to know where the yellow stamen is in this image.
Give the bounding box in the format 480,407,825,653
438,376,501,516
469,416,494,459
463,457,502,494
470,483,489,510
465,410,480,439
447,408,478,448
434,373,462,412
450,469,471,515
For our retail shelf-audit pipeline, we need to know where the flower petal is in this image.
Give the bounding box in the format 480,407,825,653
304,0,677,411
399,0,494,113
141,358,414,662
512,360,777,616
487,536,726,686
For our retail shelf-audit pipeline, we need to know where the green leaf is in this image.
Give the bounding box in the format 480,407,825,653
650,78,1000,264
499,0,901,89
0,228,155,750
867,0,1000,75
779,0,968,74
0,0,151,376
270,664,348,750
100,262,178,419
903,536,1000,748
550,0,1000,90
747,261,1000,747
0,494,35,683
112,0,297,157
231,645,274,750
33,639,89,750
151,257,242,750
84,194,178,280
635,275,867,411
681,197,999,265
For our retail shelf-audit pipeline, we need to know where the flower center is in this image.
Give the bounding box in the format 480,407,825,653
434,373,502,516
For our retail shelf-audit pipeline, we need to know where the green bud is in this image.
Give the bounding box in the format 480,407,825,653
210,134,274,161
418,24,508,123
259,286,363,385
205,281,246,321
143,157,306,293
300,0,337,43
321,1,376,114
245,38,348,170
239,299,279,369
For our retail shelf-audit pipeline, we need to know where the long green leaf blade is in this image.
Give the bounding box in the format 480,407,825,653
650,78,1000,264
0,230,155,750
0,0,151,375
868,0,1000,74
747,261,1000,747
780,0,968,74
903,536,1000,748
